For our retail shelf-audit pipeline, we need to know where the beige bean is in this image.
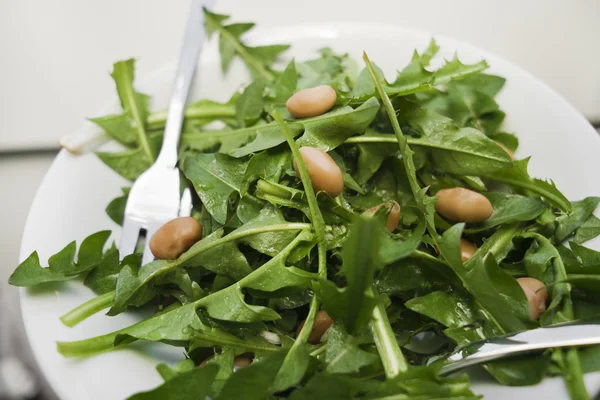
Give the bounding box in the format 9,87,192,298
363,201,401,232
149,217,202,260
459,239,477,262
286,85,337,118
516,277,548,320
496,141,515,160
435,188,493,223
233,354,253,367
293,147,344,197
296,310,334,344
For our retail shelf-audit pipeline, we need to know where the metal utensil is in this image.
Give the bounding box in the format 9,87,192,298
439,318,600,376
119,0,205,264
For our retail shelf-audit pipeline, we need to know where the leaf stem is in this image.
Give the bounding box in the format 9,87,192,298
60,290,116,328
271,110,327,277
562,348,590,400
370,301,408,378
363,53,437,238
146,102,236,130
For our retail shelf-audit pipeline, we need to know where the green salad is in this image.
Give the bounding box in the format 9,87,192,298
10,9,600,400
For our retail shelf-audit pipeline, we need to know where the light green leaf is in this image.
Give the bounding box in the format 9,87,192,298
236,79,265,127
9,231,111,286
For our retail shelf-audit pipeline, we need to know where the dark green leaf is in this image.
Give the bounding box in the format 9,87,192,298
226,122,304,158
572,214,600,244
185,229,251,281
105,187,129,225
439,224,531,333
522,232,574,325
484,353,550,386
405,291,474,328
555,197,600,242
236,206,300,257
323,324,379,374
84,250,131,295
127,364,218,400
465,192,545,232
296,97,380,151
156,359,195,381
182,153,247,224
317,215,380,334
206,349,235,397
216,350,289,400
354,139,397,184
482,158,571,212
489,131,518,152
411,124,512,175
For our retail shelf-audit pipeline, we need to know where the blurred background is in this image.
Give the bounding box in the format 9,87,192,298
0,0,599,398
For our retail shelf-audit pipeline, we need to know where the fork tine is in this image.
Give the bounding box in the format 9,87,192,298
119,218,142,260
179,188,193,217
141,221,163,266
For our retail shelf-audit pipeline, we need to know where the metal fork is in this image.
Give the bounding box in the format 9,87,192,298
119,0,205,265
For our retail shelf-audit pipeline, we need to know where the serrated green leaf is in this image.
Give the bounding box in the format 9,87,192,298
439,224,532,333
216,350,289,400
432,56,489,85
226,122,304,158
184,229,251,280
241,147,291,196
555,197,600,242
84,249,129,295
296,97,380,151
203,9,288,81
127,364,218,400
96,132,162,180
572,214,600,244
236,206,299,256
219,23,255,72
108,59,153,162
182,153,247,224
323,324,379,374
9,231,111,286
482,158,571,213
266,60,298,106
236,79,265,127
412,124,513,175
105,187,129,225
317,215,381,334
522,232,574,326
419,39,440,67
464,192,545,232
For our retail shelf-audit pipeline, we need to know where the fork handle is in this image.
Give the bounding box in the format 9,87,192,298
155,0,206,169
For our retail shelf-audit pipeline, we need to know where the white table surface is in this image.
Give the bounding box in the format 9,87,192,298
1,0,599,151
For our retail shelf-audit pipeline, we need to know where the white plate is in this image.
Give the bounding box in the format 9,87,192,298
19,22,600,400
